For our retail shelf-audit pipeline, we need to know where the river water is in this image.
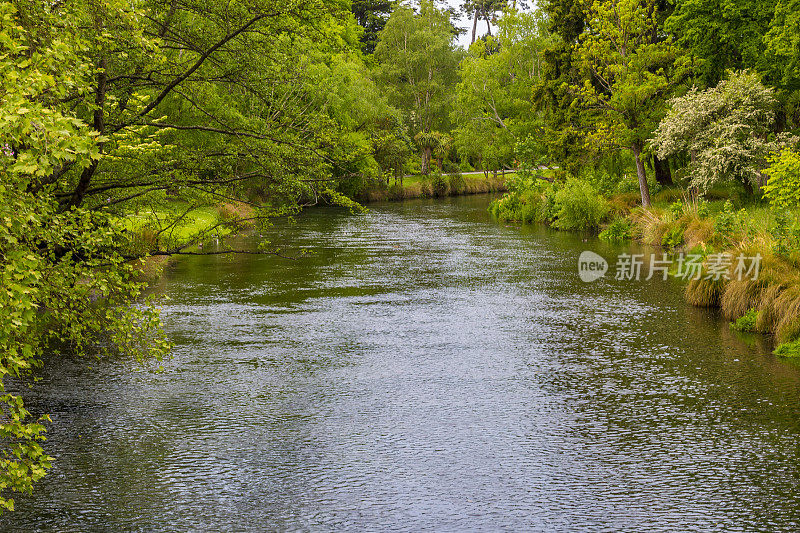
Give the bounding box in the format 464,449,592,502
4,195,800,531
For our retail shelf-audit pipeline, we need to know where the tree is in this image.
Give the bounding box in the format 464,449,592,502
375,1,461,173
652,70,797,192
573,0,689,207
665,0,775,88
533,0,591,175
351,0,393,54
372,113,413,183
0,2,170,510
453,10,551,173
0,0,374,508
462,0,504,43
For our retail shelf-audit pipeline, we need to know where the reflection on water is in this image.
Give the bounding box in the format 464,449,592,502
4,195,800,531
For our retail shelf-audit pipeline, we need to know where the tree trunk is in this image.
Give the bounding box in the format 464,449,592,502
421,147,431,175
471,10,479,44
653,154,672,186
632,145,651,207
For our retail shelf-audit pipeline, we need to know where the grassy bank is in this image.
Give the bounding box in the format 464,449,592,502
490,176,800,356
359,171,508,202
124,200,257,282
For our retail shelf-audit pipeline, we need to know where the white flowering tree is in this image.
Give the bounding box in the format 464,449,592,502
652,70,797,192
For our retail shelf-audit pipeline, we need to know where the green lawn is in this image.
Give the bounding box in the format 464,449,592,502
123,203,230,244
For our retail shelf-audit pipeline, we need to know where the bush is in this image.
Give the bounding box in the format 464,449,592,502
448,172,466,195
599,218,632,243
731,308,760,333
661,224,685,249
714,200,738,239
431,171,448,197
697,200,710,219
387,183,405,200
768,209,800,257
774,340,800,358
762,149,800,209
553,179,610,231
669,200,684,219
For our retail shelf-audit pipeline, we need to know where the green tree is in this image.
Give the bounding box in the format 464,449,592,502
0,2,170,510
533,0,590,175
665,0,775,87
0,0,373,508
453,10,551,173
351,0,393,54
375,0,461,174
574,0,689,207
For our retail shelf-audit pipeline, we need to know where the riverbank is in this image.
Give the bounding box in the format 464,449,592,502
490,179,800,356
128,200,258,282
358,172,508,203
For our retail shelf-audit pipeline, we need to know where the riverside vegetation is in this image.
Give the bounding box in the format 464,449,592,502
2,0,800,512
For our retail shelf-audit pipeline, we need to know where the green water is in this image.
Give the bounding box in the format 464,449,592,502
4,195,800,531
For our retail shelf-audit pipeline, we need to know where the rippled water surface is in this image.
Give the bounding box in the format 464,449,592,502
5,195,800,531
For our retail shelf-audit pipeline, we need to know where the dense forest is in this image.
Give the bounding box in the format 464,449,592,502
2,0,800,510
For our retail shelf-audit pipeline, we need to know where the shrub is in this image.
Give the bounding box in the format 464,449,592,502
430,171,448,197
763,149,800,209
770,210,800,257
388,183,405,200
697,200,710,219
774,340,800,358
448,172,466,195
669,200,684,219
599,218,632,243
731,308,760,333
553,179,610,231
662,224,685,249
714,200,737,239
443,159,459,173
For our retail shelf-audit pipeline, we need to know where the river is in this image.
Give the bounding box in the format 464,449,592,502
4,195,800,531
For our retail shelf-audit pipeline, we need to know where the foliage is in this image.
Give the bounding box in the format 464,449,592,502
375,1,461,169
0,0,382,507
696,200,710,219
714,201,738,239
669,200,685,219
653,71,796,191
429,170,449,197
599,218,633,243
665,0,774,87
448,172,466,194
661,225,685,249
351,0,392,54
452,10,552,172
553,179,609,231
573,0,690,207
762,149,800,210
769,210,800,257
775,340,800,358
731,308,761,333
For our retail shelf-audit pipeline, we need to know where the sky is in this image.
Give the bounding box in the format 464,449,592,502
443,0,534,49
